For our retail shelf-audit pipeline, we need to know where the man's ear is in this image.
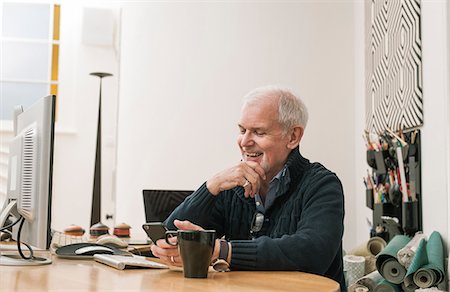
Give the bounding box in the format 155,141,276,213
286,126,304,149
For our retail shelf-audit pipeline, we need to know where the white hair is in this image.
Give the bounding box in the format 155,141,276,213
242,85,308,132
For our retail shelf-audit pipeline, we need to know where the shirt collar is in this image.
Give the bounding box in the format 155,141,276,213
271,166,288,183
255,165,290,213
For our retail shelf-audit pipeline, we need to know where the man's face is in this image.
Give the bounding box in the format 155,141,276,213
237,98,293,181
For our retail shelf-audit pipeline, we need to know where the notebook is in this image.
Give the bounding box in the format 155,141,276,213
142,189,193,222
94,254,168,270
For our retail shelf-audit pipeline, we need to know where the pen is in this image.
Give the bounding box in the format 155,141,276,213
396,147,409,202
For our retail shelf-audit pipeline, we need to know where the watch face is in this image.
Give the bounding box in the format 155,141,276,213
212,259,230,272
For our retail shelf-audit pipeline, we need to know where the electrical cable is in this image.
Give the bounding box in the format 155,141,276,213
0,215,23,232
17,217,34,260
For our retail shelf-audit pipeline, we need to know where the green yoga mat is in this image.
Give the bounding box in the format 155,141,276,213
376,235,410,284
402,231,445,289
413,231,445,288
403,238,427,289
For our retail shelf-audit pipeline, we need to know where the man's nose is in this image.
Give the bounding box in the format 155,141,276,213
240,132,254,147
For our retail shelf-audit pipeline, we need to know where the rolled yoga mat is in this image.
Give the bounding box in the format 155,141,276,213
397,231,427,269
400,282,417,292
373,279,401,292
344,255,366,286
348,237,386,275
413,231,445,288
349,236,387,256
348,284,369,292
364,255,377,275
403,238,427,290
375,234,410,284
348,270,383,292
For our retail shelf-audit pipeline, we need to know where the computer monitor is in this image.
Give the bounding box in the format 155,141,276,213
0,95,56,266
142,189,193,222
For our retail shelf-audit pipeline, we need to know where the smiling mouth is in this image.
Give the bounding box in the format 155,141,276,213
245,152,262,158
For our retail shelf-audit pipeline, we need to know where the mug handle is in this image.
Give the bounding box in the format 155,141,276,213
165,231,178,246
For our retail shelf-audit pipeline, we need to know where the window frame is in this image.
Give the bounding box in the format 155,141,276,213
0,1,60,128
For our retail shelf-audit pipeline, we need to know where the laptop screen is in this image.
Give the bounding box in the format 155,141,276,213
142,189,193,222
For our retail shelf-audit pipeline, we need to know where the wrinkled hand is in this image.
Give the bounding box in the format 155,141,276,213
150,236,181,267
174,219,203,231
206,161,266,198
150,220,204,267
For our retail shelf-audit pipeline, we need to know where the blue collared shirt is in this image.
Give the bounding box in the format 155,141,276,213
254,165,291,213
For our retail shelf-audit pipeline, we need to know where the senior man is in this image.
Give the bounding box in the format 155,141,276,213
151,85,345,290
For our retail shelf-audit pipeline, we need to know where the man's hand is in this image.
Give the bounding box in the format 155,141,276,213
174,219,203,231
206,161,266,198
174,220,228,266
150,236,181,266
150,220,204,267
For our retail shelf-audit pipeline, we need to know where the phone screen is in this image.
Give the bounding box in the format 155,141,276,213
142,222,168,243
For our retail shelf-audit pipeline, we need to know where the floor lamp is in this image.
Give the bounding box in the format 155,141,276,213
90,72,112,227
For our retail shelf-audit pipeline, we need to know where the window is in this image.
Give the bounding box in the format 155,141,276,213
0,2,60,121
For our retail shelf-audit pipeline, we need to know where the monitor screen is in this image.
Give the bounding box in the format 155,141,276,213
0,95,55,266
142,189,192,222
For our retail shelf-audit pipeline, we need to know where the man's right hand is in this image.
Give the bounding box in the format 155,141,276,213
150,237,181,266
150,219,205,267
206,161,266,198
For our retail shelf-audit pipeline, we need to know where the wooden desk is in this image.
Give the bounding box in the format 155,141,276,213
0,254,340,291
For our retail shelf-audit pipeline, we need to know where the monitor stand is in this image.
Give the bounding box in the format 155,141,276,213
0,254,52,266
0,201,52,266
0,201,19,231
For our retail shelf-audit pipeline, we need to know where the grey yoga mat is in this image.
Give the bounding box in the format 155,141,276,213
348,270,384,291
375,234,410,284
349,236,387,257
373,279,401,292
348,237,386,274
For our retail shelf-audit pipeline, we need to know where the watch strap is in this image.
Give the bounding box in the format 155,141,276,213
212,239,230,272
219,239,229,261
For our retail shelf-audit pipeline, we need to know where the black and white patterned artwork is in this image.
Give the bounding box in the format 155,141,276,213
365,0,423,133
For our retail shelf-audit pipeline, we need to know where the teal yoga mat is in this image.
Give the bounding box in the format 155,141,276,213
403,238,427,290
413,231,445,288
375,235,410,284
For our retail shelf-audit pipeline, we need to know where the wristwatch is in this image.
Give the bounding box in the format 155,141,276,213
212,239,230,272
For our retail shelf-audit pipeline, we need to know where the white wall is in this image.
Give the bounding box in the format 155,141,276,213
421,0,449,246
115,2,357,244
447,0,450,278
353,1,371,246
50,2,121,232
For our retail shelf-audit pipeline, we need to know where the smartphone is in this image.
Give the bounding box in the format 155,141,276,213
142,222,168,243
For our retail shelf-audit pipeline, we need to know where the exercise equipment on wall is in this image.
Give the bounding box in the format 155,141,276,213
363,129,422,242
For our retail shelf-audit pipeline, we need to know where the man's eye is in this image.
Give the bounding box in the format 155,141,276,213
239,129,246,134
255,131,265,136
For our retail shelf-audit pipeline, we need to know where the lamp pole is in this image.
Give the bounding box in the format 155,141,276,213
90,72,113,226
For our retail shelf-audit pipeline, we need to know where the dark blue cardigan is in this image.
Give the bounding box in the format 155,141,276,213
166,148,346,290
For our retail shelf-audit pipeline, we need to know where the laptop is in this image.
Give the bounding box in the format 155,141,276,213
142,189,193,222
